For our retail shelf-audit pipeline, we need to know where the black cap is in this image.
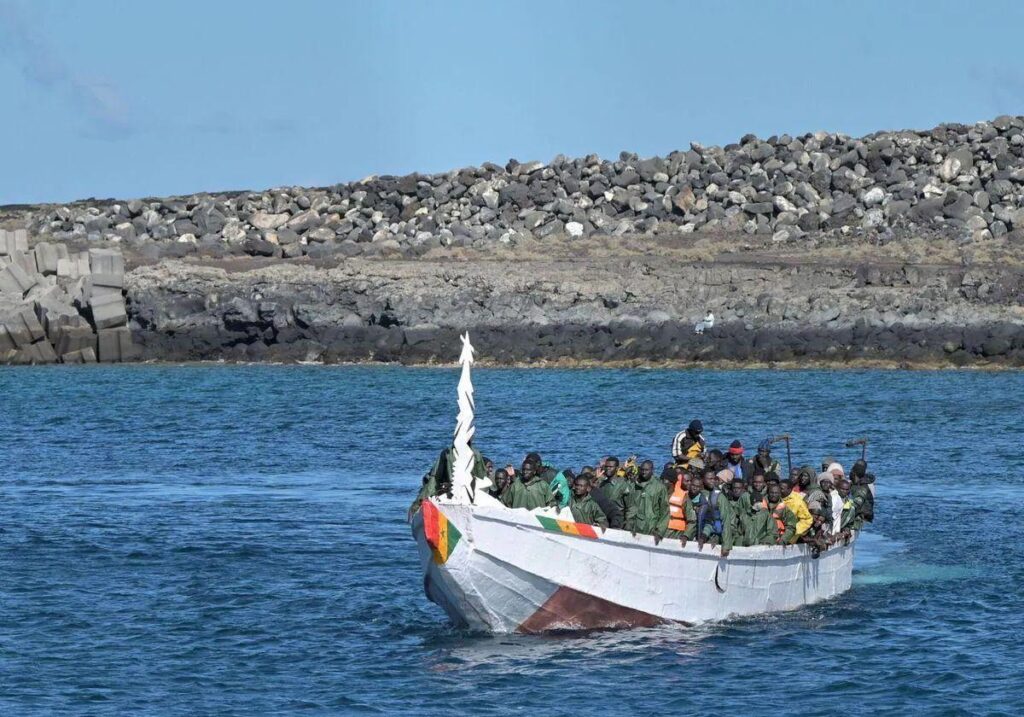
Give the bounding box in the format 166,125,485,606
689,419,703,433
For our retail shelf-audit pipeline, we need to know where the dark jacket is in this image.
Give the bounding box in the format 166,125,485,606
590,481,626,529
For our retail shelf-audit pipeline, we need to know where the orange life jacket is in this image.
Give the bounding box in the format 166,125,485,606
668,477,689,532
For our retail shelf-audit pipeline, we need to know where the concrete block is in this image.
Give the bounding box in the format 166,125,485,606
91,272,124,289
54,324,95,355
97,326,138,362
0,261,37,296
9,250,38,275
3,307,46,347
36,295,90,342
81,277,122,305
33,242,63,275
24,277,58,303
32,339,58,363
57,252,91,280
89,248,125,276
89,293,127,329
0,229,30,256
0,324,14,352
61,346,97,364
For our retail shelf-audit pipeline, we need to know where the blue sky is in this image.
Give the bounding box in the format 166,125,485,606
2,0,1023,204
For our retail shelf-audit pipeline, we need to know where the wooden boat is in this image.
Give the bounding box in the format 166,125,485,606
411,334,856,633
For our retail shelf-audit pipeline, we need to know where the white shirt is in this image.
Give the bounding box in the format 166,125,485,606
829,490,844,534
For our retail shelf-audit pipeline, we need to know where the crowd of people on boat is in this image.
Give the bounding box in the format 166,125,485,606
411,419,875,558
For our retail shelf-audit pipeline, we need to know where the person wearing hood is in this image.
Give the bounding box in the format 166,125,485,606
569,474,608,529
549,467,573,509
801,507,833,558
850,461,876,525
625,460,670,540
508,455,555,510
718,476,751,556
824,466,845,534
805,472,834,524
794,465,816,494
753,482,798,545
748,438,781,480
409,442,487,517
672,419,706,465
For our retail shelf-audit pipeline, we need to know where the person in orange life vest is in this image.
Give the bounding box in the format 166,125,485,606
755,482,798,545
666,465,697,545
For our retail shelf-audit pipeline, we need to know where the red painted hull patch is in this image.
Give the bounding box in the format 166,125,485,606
518,586,665,633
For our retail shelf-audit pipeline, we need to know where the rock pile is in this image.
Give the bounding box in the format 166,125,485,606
17,115,1024,256
0,229,138,364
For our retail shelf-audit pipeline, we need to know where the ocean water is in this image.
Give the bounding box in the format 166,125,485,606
1,365,1022,716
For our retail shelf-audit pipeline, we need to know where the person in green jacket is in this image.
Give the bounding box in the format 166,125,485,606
569,474,609,529
718,477,751,556
508,457,554,510
595,456,632,527
488,468,514,507
624,460,669,541
753,482,798,545
408,442,487,518
835,478,859,538
850,472,875,525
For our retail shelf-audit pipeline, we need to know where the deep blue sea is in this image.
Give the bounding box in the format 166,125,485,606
1,365,1022,715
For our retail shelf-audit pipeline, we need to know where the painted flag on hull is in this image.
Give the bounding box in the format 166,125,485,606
536,515,600,539
423,500,462,564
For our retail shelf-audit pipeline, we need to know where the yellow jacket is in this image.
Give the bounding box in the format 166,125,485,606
782,492,813,541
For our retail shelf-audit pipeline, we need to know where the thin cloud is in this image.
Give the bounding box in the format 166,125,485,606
0,0,133,138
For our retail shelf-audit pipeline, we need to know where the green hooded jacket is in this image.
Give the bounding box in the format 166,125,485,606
597,477,632,526
717,492,750,551
750,499,798,545
409,445,486,516
508,475,554,510
624,477,669,537
550,470,571,509
570,494,609,528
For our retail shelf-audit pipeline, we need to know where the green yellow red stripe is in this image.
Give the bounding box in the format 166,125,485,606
423,500,462,563
536,515,599,539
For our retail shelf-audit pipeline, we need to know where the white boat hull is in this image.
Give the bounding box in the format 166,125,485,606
413,498,855,633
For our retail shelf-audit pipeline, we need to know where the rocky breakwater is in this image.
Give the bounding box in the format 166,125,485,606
0,229,138,364
122,235,1024,367
15,115,1024,257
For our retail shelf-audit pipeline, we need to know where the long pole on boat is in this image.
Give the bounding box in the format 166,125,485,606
451,332,480,503
773,433,793,477
845,437,869,462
